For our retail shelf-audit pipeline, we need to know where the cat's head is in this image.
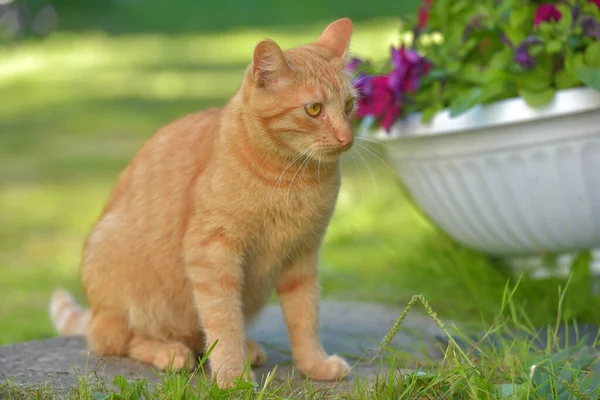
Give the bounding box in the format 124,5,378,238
242,18,357,164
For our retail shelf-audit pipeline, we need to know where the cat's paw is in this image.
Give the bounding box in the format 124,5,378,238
247,339,267,367
299,354,350,381
212,368,256,389
152,342,196,371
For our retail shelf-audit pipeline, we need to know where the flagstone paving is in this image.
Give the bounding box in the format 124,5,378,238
0,301,447,395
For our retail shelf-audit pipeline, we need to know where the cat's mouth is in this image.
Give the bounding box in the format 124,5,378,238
319,144,353,155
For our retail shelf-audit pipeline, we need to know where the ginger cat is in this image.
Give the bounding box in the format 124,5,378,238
49,18,357,388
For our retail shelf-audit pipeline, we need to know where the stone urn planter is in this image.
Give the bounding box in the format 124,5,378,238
373,86,600,257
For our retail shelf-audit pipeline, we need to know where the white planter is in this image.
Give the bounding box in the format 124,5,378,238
374,86,600,257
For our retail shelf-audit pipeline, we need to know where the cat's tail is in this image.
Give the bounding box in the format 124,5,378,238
49,289,90,335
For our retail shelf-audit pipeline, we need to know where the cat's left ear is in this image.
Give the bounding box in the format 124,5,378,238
252,39,291,87
315,18,353,59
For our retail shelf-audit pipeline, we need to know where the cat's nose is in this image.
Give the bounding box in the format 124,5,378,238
335,129,353,149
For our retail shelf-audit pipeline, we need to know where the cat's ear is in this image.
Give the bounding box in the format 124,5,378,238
315,18,353,59
252,39,290,87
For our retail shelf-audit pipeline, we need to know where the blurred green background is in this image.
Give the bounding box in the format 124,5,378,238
2,0,595,346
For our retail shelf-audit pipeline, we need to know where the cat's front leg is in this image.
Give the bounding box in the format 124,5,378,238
184,227,254,388
276,249,350,381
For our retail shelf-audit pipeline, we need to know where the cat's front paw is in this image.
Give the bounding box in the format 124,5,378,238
212,367,257,389
299,354,350,381
152,342,196,371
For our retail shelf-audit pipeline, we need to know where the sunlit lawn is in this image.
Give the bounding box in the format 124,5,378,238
1,14,598,348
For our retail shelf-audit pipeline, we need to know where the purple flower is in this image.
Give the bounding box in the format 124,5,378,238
388,46,431,95
512,36,544,70
582,15,600,40
500,33,514,49
534,4,563,27
514,45,536,69
353,73,374,98
349,58,376,111
571,5,581,24
346,57,362,74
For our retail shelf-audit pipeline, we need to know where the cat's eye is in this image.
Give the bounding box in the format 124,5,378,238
344,99,354,113
305,103,322,117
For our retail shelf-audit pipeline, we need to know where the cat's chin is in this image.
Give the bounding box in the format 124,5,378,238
313,149,346,164
319,146,351,157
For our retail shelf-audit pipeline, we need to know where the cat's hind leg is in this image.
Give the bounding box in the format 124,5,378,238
87,311,132,357
128,336,197,371
247,339,267,367
87,311,196,371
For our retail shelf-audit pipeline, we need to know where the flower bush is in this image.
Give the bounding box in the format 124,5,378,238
350,0,600,132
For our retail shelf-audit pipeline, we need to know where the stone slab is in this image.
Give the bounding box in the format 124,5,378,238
0,301,446,393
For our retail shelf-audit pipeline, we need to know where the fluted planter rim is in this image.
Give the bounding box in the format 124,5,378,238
372,87,600,139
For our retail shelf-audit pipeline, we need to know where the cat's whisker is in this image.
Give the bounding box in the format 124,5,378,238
276,146,312,187
302,148,319,182
286,145,316,202
350,65,369,79
355,142,398,177
356,136,399,154
317,152,322,181
351,153,364,201
353,147,379,208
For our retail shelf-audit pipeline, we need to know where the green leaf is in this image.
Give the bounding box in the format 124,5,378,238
113,375,131,391
555,69,580,90
497,383,522,398
427,69,451,80
461,63,486,84
92,392,110,400
520,88,555,107
510,7,532,29
585,42,600,68
488,50,514,69
576,67,600,91
517,68,552,92
450,0,469,14
421,106,439,123
565,52,585,74
480,81,508,103
556,4,573,32
446,61,462,74
232,378,259,390
483,69,513,86
449,87,483,117
547,40,563,54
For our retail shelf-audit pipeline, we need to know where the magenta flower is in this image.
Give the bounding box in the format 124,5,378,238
534,4,562,26
352,46,431,131
355,76,401,132
589,0,600,9
415,0,433,35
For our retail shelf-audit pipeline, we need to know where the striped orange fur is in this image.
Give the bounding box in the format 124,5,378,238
49,18,356,389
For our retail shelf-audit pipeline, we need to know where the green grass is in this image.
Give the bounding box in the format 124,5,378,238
3,292,600,399
2,0,600,386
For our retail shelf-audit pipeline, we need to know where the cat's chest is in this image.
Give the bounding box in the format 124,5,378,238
246,188,336,267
